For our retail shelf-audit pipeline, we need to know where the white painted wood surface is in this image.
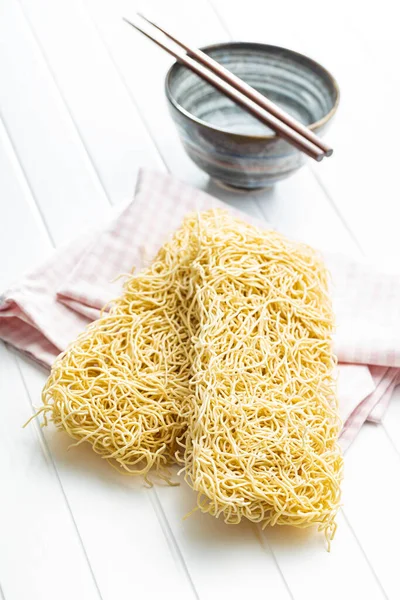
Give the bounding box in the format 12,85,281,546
0,0,399,598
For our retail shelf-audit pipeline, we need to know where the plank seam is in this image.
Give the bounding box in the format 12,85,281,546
12,350,104,600
15,0,112,207
254,525,295,600
0,110,56,247
381,422,400,462
146,488,200,600
205,0,232,37
244,193,266,219
310,166,364,254
79,0,168,173
341,509,389,600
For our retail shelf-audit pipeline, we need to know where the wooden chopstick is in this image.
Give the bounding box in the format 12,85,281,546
123,16,326,161
138,13,333,157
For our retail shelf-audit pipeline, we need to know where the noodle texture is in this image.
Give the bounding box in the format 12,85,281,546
180,211,343,544
40,219,196,474
39,209,342,544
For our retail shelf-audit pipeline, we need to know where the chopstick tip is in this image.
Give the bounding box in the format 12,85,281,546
136,12,159,30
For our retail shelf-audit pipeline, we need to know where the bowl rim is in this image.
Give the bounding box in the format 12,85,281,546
164,41,340,142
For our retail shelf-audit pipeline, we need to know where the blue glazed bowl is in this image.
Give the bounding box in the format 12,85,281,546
165,42,339,190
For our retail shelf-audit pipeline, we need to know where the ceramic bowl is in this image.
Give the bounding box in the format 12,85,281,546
165,42,339,190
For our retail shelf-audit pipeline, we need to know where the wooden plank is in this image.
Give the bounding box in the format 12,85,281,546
0,120,50,289
343,423,400,599
0,0,110,245
0,343,101,600
18,0,165,204
250,167,360,254
81,0,223,186
382,387,400,456
262,511,385,600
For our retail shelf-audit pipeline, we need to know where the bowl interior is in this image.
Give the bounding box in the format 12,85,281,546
166,43,338,137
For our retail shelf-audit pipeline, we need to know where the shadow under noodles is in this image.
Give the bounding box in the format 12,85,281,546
157,464,322,556
44,426,144,493
45,428,324,553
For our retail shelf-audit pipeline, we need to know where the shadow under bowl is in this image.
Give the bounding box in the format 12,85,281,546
165,42,339,190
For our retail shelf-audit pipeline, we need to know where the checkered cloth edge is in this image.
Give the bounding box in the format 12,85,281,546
1,169,399,450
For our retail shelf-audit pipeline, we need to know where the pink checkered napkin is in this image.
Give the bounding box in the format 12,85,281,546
0,169,399,449
0,171,253,365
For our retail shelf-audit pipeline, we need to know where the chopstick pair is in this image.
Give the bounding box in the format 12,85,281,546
123,14,332,161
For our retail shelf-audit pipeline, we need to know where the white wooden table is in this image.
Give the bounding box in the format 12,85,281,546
1,1,399,598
